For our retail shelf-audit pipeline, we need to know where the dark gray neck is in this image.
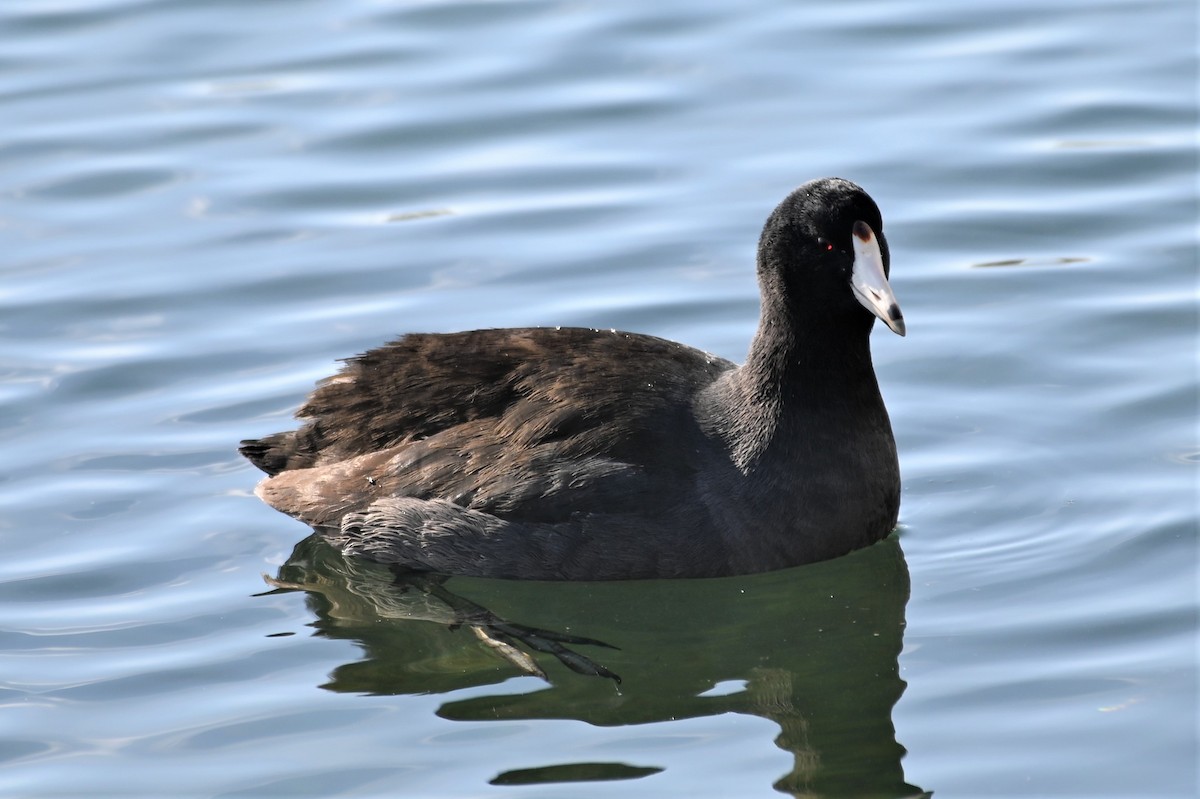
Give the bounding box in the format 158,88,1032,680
699,291,884,472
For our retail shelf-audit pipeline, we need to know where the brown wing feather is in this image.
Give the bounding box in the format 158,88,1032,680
240,327,733,482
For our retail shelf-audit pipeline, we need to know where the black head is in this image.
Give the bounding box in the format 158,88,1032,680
758,177,904,336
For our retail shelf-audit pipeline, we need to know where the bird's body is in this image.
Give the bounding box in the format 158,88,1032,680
242,178,905,580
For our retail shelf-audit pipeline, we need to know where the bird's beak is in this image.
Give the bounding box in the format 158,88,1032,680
850,220,905,336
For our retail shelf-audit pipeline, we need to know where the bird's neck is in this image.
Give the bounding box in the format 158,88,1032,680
742,291,878,401
700,294,883,472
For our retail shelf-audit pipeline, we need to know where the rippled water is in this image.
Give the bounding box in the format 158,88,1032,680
3,0,1196,796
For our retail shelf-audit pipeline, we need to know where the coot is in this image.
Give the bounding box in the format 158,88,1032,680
241,177,905,580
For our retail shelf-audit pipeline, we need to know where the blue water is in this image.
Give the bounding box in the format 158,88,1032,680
2,0,1196,796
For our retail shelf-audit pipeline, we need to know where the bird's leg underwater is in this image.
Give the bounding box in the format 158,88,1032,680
395,567,622,683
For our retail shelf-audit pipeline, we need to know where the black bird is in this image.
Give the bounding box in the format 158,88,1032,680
240,177,906,580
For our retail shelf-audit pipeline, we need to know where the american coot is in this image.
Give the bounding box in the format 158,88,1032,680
241,177,905,581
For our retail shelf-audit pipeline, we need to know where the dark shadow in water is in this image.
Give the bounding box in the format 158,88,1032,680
265,533,928,798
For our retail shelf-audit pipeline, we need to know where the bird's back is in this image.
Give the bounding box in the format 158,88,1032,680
242,327,735,528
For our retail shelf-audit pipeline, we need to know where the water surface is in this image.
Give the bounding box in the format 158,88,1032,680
2,0,1196,796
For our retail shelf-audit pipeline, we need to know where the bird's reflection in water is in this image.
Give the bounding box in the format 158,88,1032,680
263,533,928,798
266,542,621,682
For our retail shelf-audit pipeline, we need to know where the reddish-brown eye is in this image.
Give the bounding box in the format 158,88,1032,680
817,237,834,252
